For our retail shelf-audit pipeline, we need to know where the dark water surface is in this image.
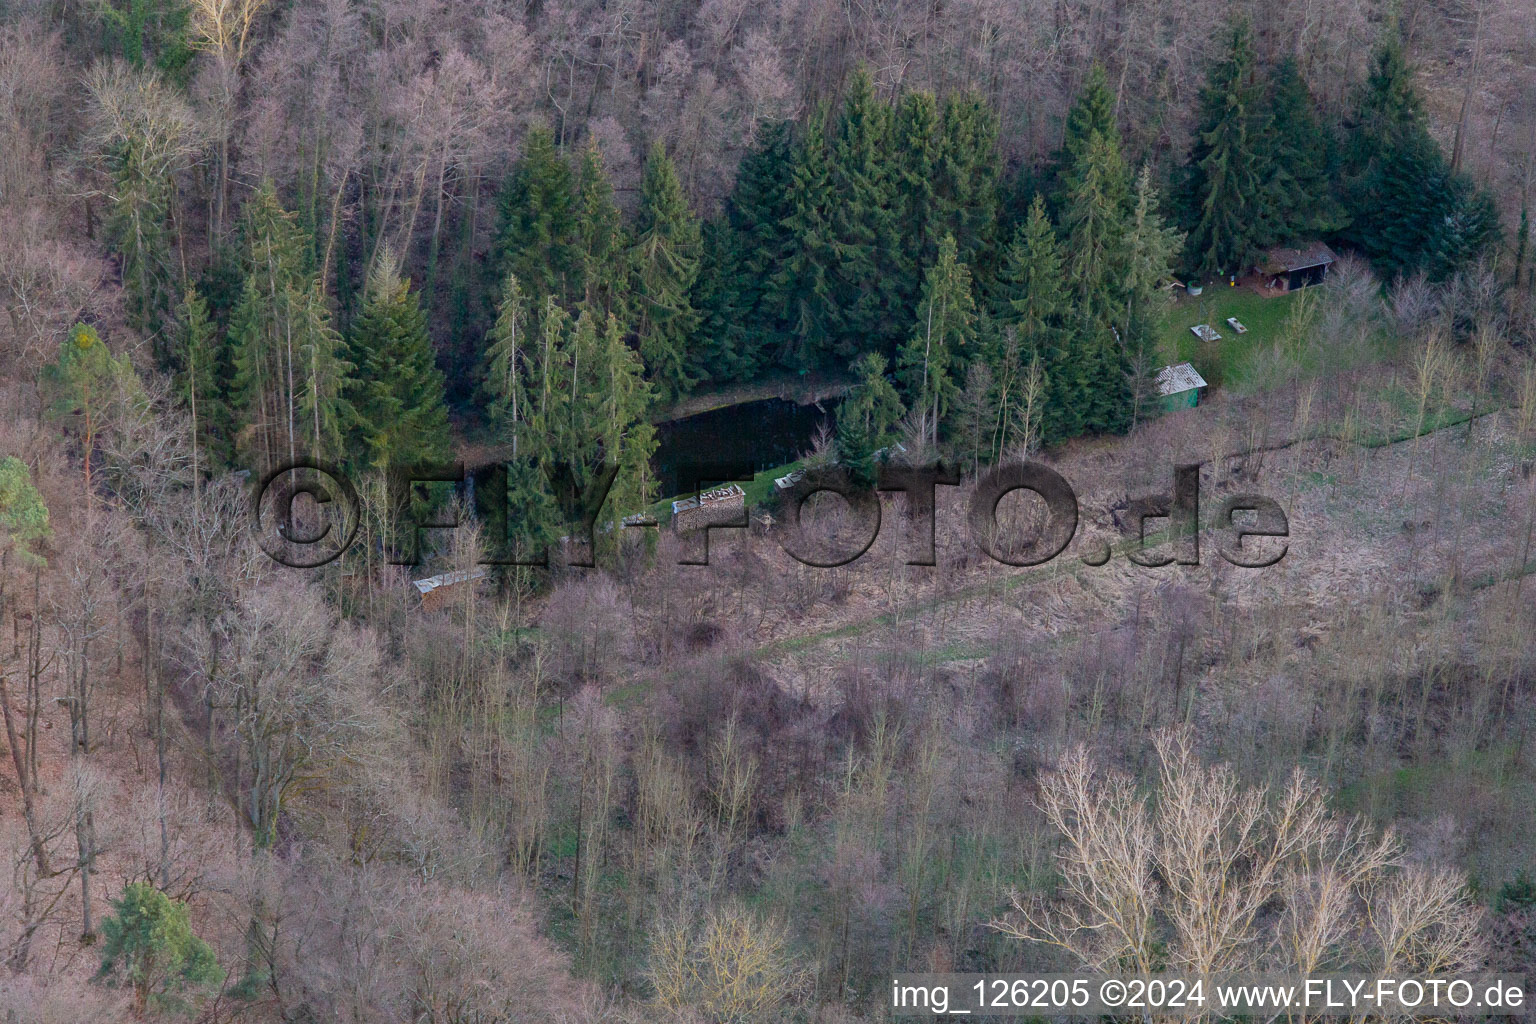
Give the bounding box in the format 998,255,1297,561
653,397,838,497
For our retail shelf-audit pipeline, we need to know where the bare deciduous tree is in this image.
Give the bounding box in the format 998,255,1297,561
994,731,1483,988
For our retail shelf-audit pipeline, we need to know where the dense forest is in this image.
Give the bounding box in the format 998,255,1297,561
78,3,1513,540
1,0,1536,1019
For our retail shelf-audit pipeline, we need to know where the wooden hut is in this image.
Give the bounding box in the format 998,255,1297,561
1257,241,1337,292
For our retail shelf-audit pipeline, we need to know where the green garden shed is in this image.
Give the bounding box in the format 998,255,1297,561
1156,362,1208,412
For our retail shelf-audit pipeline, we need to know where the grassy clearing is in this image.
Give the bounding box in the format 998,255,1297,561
1160,287,1300,389
643,457,808,523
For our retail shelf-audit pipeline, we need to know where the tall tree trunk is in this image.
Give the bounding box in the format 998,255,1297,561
0,676,51,877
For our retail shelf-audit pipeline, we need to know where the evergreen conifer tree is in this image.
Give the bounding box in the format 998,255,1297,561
343,256,451,473
228,181,351,468
574,143,626,320
1342,37,1500,280
772,108,839,370
836,351,905,480
991,196,1081,442
482,276,558,563
1344,37,1426,177
483,272,532,448
1050,64,1120,211
1262,58,1341,241
899,234,975,447
494,124,580,311
828,67,901,358
1120,167,1184,427
629,142,701,403
1180,19,1273,278
694,121,797,383
173,287,231,469
892,92,943,312
598,312,658,522
1059,130,1131,327
935,92,1001,278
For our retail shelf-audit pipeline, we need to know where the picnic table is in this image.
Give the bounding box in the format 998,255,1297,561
1226,317,1248,334
1191,324,1221,342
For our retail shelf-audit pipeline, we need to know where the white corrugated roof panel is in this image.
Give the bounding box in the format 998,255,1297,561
1156,362,1208,396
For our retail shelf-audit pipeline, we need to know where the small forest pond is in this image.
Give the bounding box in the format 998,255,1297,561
653,397,838,498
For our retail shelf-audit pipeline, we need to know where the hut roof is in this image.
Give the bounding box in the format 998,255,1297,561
671,484,745,516
1156,362,1208,397
1257,241,1338,275
412,567,490,596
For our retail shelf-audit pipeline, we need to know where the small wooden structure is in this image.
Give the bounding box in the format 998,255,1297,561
774,469,804,491
1257,241,1337,292
1226,317,1248,334
671,484,746,532
1191,323,1221,342
1156,362,1208,412
412,567,490,611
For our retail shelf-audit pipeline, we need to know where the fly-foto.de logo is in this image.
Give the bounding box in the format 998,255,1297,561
250,459,1289,570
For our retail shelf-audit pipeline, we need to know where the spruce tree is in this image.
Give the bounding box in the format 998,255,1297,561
1121,167,1185,331
1055,66,1133,334
844,351,904,445
697,120,792,382
992,196,1070,338
1059,130,1131,326
106,139,178,343
598,312,658,522
690,222,734,385
1343,37,1500,280
1351,131,1498,281
953,361,996,475
936,92,1001,278
556,309,607,478
772,108,839,370
493,124,580,311
836,351,905,480
343,258,451,474
1120,167,1184,428
1262,58,1341,241
629,142,701,403
828,67,901,358
991,196,1081,442
228,181,351,468
173,287,231,469
1344,37,1426,177
529,297,572,453
899,234,975,447
483,272,532,449
482,276,559,562
574,143,626,320
694,121,797,383
892,92,943,311
1051,64,1120,212
1180,19,1272,278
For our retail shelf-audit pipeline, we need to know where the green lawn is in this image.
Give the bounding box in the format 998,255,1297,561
642,457,807,524
1158,286,1300,391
